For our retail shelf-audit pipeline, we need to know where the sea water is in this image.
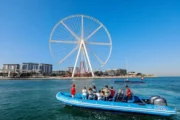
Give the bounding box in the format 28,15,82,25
0,77,179,120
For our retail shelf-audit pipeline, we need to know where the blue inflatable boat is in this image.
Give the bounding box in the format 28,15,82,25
56,92,176,116
114,80,145,84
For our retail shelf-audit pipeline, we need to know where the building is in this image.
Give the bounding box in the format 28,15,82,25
105,69,127,76
52,70,66,76
117,69,127,76
105,69,115,76
21,63,52,75
0,69,3,76
39,63,52,75
2,64,20,73
94,71,103,76
128,71,137,77
21,63,39,73
68,67,79,73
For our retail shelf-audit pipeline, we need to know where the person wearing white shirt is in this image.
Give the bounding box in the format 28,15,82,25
82,87,87,99
88,88,94,100
96,90,103,100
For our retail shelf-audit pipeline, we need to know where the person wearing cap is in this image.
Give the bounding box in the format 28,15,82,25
126,85,132,101
71,84,76,98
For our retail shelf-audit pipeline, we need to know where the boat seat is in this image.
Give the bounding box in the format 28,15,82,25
115,93,124,102
108,97,115,101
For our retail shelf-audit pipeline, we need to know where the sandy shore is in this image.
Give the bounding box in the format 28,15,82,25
0,76,155,80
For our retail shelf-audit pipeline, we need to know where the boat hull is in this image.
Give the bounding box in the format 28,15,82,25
56,92,176,116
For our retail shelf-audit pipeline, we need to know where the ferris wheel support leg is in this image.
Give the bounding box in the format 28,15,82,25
82,41,94,77
83,49,89,72
72,43,82,77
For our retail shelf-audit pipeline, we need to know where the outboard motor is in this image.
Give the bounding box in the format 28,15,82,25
154,97,167,106
150,95,160,104
115,89,125,102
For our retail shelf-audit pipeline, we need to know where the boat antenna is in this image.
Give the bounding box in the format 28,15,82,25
125,59,128,81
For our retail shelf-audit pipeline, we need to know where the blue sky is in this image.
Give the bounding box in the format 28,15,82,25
0,0,180,76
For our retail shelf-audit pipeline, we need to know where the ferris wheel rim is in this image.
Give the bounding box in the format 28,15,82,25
49,14,112,69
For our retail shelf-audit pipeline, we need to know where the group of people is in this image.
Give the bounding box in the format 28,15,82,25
81,85,116,101
71,84,132,101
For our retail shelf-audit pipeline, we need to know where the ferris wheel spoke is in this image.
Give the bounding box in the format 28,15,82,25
85,25,102,41
50,40,78,44
58,45,79,64
86,41,111,46
87,47,104,65
61,21,80,40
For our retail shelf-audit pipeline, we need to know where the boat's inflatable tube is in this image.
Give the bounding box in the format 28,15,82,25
56,92,176,116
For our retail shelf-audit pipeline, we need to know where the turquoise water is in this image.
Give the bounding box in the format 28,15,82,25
0,77,180,120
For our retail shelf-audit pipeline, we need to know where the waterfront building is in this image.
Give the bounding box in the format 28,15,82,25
2,64,20,73
68,67,79,73
105,69,115,76
105,69,127,76
52,70,66,76
128,71,137,77
94,71,103,76
0,69,2,76
118,69,127,76
21,63,39,73
103,71,108,76
39,63,52,75
21,63,52,75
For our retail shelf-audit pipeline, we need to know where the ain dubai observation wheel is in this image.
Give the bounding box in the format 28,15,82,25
49,14,112,77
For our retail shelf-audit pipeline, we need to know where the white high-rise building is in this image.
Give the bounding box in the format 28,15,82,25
39,63,52,75
21,63,39,73
2,64,20,73
21,63,52,75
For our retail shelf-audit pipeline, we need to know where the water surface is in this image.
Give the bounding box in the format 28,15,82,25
0,77,179,120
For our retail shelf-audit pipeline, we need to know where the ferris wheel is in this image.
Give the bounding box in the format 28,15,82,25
49,14,112,77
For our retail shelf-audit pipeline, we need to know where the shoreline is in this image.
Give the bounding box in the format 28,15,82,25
0,76,156,80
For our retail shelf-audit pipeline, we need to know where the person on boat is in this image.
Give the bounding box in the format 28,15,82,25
82,87,87,99
125,85,132,101
92,86,97,93
92,86,98,100
101,88,104,92
96,90,103,100
71,84,76,98
104,85,111,101
101,91,105,100
109,86,116,99
88,88,94,100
